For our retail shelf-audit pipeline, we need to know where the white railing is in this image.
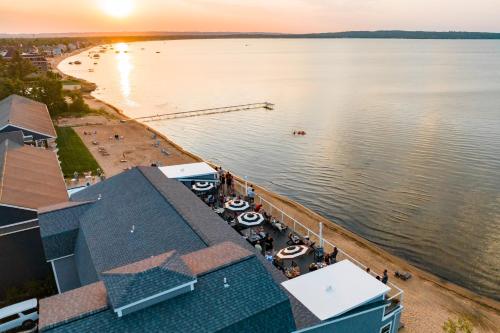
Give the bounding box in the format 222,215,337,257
233,181,404,304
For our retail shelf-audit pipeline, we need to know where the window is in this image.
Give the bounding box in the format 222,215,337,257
22,308,37,315
0,314,20,324
380,322,392,333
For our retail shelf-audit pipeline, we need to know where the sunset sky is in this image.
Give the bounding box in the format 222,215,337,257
1,0,500,34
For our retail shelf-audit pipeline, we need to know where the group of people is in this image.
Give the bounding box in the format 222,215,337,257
366,267,390,284
215,167,233,195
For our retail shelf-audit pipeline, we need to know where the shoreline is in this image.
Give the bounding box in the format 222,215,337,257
53,46,500,332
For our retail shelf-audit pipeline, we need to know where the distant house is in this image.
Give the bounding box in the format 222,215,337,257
56,44,68,52
0,94,57,148
37,167,297,332
67,43,77,51
0,135,68,297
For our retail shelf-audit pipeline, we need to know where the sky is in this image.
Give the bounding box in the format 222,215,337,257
1,0,500,34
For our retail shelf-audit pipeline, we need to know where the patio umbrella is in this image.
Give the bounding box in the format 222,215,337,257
276,245,309,260
192,181,215,192
237,212,264,227
225,199,250,212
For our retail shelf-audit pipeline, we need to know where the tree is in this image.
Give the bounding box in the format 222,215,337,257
442,316,474,333
5,51,37,79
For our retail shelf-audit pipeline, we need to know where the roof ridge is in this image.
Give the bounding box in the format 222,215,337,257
0,140,10,202
38,200,94,214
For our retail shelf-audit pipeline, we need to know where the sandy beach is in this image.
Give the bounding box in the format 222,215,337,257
53,52,500,333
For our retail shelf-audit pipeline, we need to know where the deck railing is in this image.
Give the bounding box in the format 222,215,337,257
232,181,404,307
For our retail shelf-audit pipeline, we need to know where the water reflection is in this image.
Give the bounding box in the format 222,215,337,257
115,43,133,105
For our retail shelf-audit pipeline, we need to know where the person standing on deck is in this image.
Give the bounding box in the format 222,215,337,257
247,185,255,204
382,270,389,284
226,172,233,194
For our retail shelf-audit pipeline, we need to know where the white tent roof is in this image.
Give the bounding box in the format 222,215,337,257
281,260,390,321
159,162,217,180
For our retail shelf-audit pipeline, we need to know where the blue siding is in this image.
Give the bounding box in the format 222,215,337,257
0,125,51,141
0,205,36,226
299,305,395,333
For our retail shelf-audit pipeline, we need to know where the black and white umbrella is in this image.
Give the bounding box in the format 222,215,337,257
225,199,250,212
237,212,264,227
276,245,309,260
192,181,215,192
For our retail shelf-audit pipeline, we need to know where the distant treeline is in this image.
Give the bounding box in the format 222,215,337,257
1,31,500,47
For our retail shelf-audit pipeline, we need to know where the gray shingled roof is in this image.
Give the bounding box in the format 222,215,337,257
38,167,315,330
102,253,195,310
70,168,206,278
42,257,295,333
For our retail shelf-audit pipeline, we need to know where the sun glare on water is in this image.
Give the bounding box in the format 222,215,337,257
100,0,134,18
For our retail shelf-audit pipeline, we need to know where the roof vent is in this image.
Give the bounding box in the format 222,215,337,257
223,277,230,288
130,225,135,233
97,194,102,200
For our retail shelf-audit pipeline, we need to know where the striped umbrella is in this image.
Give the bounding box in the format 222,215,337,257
237,212,264,227
224,199,250,212
276,245,309,260
192,182,215,192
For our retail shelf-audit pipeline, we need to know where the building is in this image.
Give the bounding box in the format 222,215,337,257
20,53,49,71
0,94,57,148
37,167,298,332
37,165,403,332
283,260,403,333
0,135,68,296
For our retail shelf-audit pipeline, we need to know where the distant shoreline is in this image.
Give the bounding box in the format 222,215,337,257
3,30,500,41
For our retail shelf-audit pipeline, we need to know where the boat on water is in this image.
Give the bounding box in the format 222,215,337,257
74,61,82,65
88,69,94,72
156,51,160,53
93,54,100,59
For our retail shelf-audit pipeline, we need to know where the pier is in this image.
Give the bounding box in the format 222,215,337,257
134,102,274,122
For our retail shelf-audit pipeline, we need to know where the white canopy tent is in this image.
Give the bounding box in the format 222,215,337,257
281,260,390,321
159,162,218,183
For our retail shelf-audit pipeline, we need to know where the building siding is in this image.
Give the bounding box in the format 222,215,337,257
0,205,37,227
0,227,52,297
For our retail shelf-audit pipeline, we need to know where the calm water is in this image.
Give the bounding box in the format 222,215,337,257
60,39,500,299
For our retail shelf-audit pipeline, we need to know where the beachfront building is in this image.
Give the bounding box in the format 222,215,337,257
283,260,402,333
37,165,404,332
37,167,297,332
0,135,68,297
0,94,57,148
159,161,219,184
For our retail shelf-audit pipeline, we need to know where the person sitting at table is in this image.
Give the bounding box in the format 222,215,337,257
308,263,318,272
289,262,301,278
264,235,274,252
303,235,313,246
273,257,285,271
330,247,339,263
254,241,263,254
324,253,331,265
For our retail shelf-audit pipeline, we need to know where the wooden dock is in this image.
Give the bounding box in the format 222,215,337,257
134,102,274,122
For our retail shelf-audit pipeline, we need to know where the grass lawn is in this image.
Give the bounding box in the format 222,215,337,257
56,126,101,178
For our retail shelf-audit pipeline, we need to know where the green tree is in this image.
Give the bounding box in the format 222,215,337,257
5,51,37,79
442,316,474,333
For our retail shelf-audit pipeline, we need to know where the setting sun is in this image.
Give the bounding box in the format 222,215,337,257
100,0,134,18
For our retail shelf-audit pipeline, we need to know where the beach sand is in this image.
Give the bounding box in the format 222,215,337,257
53,54,500,333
